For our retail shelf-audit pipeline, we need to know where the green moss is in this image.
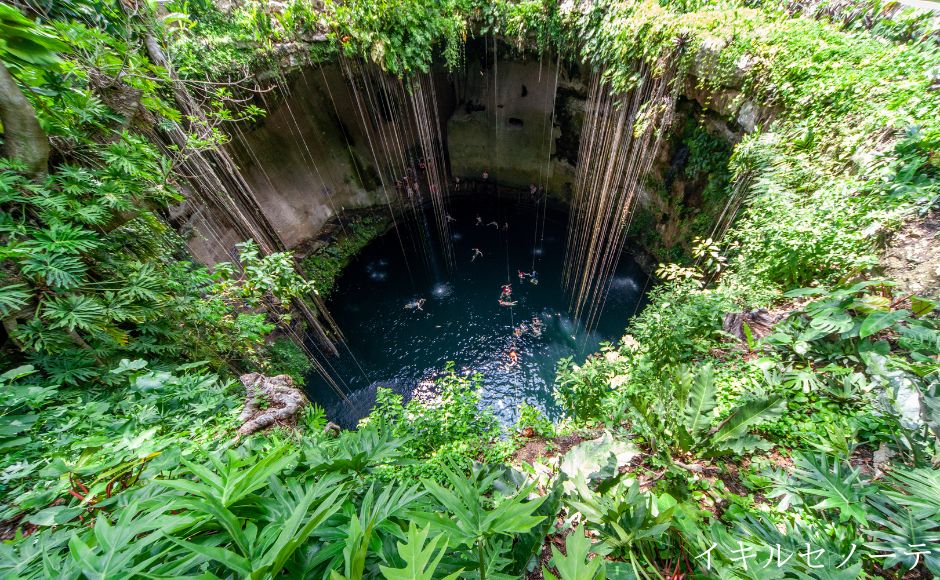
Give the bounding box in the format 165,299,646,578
300,213,392,298
680,117,732,205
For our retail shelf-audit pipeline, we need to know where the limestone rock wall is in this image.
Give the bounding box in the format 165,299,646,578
183,62,454,264
446,41,587,196
178,41,758,266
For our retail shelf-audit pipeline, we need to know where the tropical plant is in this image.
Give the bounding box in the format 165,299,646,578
542,524,605,580
567,478,676,576
414,464,546,579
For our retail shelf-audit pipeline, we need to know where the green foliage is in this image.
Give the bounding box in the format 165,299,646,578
566,478,676,569
555,279,740,427
4,2,940,578
379,523,462,580
673,364,785,457
326,0,471,74
515,402,555,437
542,525,604,580
554,347,619,422
265,337,312,384
0,360,238,523
0,3,68,68
414,464,546,578
369,364,507,478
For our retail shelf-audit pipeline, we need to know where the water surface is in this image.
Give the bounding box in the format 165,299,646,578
306,194,649,428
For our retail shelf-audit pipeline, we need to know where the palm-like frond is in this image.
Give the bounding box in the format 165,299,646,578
42,294,105,332
19,252,86,289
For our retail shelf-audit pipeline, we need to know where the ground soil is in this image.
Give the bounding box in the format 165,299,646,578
511,430,602,465
881,211,940,302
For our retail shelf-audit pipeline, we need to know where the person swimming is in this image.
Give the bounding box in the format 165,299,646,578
498,298,517,307
530,316,543,337
404,298,426,311
518,270,527,281
500,284,512,299
471,248,483,262
475,215,483,226
529,270,539,285
507,348,519,367
446,214,456,223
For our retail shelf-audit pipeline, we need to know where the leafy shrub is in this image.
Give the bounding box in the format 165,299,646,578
368,364,507,478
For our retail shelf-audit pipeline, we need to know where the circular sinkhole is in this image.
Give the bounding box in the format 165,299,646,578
306,193,650,428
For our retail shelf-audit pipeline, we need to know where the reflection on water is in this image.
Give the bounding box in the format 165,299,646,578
306,196,649,428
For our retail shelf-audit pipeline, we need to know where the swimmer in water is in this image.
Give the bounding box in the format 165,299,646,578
529,270,539,285
446,214,456,223
502,222,509,231
471,248,483,262
518,270,527,281
475,215,483,226
500,284,512,299
507,348,519,367
530,316,543,337
499,299,517,307
404,298,426,311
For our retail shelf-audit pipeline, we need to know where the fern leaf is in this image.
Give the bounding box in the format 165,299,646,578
22,223,99,254
20,252,86,289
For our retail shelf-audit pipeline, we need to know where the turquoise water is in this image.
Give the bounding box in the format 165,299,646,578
306,193,649,428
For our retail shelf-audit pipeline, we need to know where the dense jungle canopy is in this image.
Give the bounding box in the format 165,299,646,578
0,0,939,578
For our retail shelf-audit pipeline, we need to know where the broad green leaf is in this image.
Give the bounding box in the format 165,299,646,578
707,398,786,455
683,364,716,438
859,310,908,339
379,523,461,580
911,296,936,317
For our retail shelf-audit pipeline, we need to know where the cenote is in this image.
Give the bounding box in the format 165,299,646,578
7,0,940,576
307,192,650,428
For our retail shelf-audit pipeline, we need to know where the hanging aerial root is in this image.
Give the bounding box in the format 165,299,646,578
236,373,308,436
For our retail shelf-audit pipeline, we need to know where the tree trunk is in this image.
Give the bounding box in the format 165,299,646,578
0,60,49,177
236,372,308,436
